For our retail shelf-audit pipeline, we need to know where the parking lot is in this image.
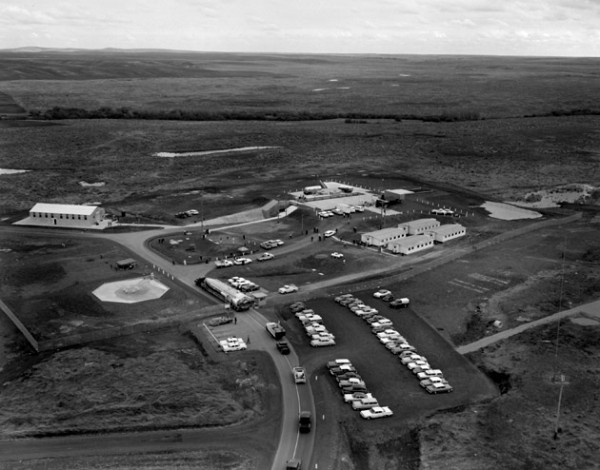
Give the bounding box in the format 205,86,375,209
277,293,498,425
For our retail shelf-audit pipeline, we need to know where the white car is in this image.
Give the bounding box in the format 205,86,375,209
343,392,373,403
219,337,247,352
400,355,425,364
323,230,336,238
331,252,344,259
311,332,335,341
214,259,234,268
351,398,380,410
257,252,274,261
376,329,402,339
293,366,307,384
297,313,322,322
233,257,252,265
310,337,336,347
373,289,392,298
305,324,327,335
274,239,285,246
360,406,393,420
327,358,351,368
279,284,299,294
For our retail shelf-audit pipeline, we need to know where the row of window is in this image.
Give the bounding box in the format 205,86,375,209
403,241,434,251
31,212,88,220
439,230,466,239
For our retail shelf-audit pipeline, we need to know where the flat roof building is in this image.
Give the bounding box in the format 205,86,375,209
400,218,441,235
432,224,466,243
28,203,105,228
361,226,408,247
383,189,414,202
388,234,435,255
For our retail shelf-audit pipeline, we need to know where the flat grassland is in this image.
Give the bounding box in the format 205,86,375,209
1,52,599,118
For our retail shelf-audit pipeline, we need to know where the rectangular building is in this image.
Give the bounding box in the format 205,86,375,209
383,189,413,202
388,234,434,255
432,224,466,243
361,226,408,247
400,218,441,235
29,203,105,228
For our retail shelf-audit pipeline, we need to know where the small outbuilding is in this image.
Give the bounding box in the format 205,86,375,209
28,203,105,228
388,234,434,255
432,224,466,243
116,258,137,270
383,189,414,203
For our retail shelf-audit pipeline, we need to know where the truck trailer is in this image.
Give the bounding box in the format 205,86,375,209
195,277,254,311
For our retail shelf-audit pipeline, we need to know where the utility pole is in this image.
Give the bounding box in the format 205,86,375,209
554,374,566,439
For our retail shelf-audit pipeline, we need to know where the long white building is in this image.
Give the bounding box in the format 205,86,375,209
400,218,440,235
388,234,435,255
361,226,408,247
28,203,105,228
432,224,466,243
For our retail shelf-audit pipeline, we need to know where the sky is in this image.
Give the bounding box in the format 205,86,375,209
1,0,599,56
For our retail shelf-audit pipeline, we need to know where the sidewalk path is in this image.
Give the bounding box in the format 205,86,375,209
457,299,600,354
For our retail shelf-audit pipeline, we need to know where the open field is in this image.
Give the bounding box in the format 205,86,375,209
1,52,599,119
420,320,600,470
0,327,280,440
1,116,598,221
0,234,212,341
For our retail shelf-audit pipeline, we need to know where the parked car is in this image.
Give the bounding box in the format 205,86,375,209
257,252,274,261
360,406,393,420
334,294,354,303
310,337,336,347
425,383,454,394
289,302,306,313
276,341,291,355
278,284,299,294
352,397,380,410
338,378,366,389
373,289,392,298
329,364,357,376
343,392,373,403
260,240,277,250
323,230,337,238
380,293,394,302
214,259,234,268
219,337,247,352
327,358,351,369
331,252,344,259
233,257,252,265
390,298,410,308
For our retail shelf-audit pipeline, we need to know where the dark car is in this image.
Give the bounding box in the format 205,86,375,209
298,411,312,433
276,341,291,355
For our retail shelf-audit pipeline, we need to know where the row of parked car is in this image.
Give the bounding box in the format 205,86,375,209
336,292,454,394
289,302,336,347
327,359,393,420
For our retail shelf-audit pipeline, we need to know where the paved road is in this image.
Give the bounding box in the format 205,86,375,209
457,299,600,354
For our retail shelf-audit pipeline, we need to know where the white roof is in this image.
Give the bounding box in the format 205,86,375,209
30,203,99,216
401,218,440,229
363,226,408,239
385,189,414,195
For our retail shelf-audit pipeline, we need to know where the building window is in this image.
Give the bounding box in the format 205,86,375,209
60,214,63,219
84,216,88,220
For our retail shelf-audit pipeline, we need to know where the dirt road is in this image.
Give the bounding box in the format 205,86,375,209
457,299,600,354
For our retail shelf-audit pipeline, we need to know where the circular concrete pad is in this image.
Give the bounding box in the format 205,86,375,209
93,276,170,304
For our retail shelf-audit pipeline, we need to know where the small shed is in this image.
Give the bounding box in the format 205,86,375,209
383,189,414,202
116,258,137,270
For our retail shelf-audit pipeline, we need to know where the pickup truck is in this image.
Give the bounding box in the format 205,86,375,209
265,322,286,339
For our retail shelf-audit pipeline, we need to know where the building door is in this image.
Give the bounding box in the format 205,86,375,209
53,219,57,225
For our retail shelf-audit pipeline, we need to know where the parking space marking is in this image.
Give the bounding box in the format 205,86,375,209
467,273,510,286
448,279,489,294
